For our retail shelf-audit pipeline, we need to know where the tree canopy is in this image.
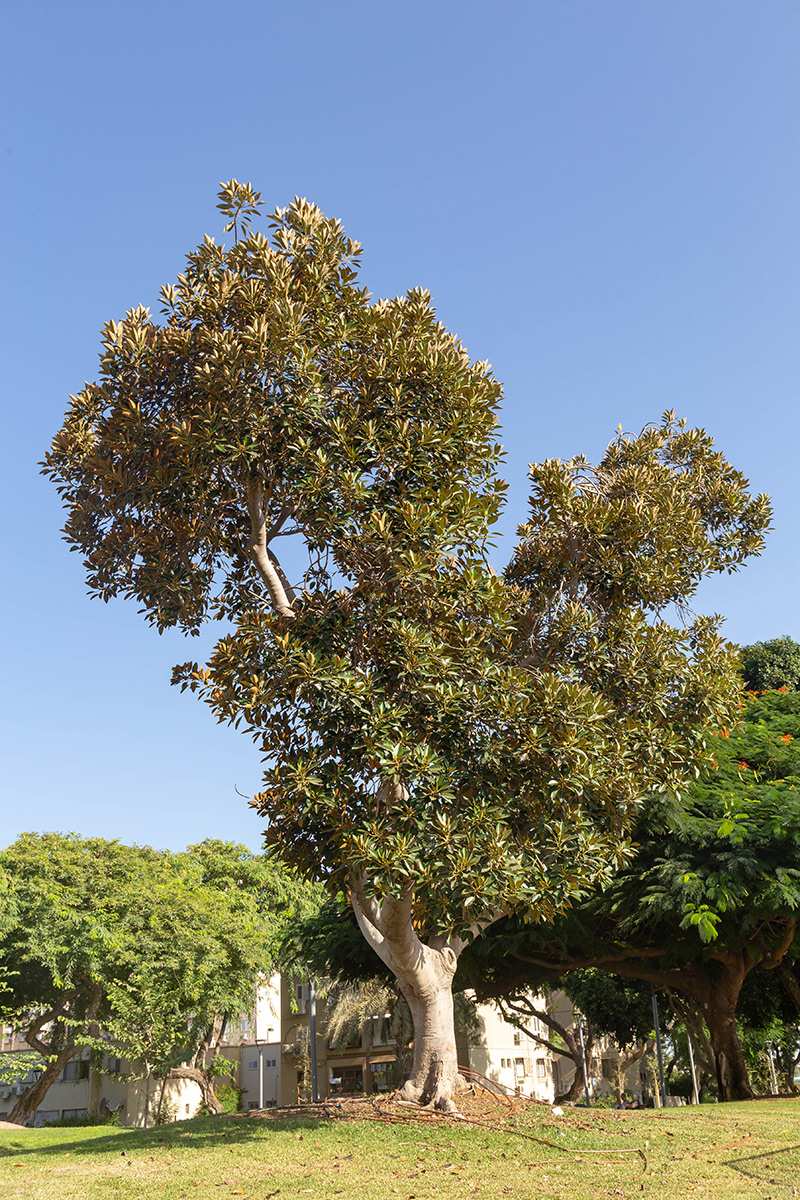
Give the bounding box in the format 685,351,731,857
466,689,800,1100
740,636,800,693
0,834,307,1124
43,180,771,1109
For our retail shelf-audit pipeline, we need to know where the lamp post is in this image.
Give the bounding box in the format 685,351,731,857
255,1039,265,1111
254,1013,275,1112
308,977,319,1103
577,1022,591,1107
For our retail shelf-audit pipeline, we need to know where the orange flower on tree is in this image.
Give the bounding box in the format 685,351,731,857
782,734,793,744
738,761,749,771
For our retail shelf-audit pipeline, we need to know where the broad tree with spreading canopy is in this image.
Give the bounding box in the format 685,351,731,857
464,689,800,1101
44,181,771,1110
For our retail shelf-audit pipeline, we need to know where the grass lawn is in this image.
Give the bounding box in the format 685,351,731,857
1,1097,799,1200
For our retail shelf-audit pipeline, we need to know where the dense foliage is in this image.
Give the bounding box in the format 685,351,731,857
466,690,800,1100
0,835,311,1123
740,636,800,693
43,180,770,1106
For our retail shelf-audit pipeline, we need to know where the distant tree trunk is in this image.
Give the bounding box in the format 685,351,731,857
167,1066,222,1115
495,994,593,1105
8,1045,75,1126
389,992,414,1085
777,961,800,1015
155,1075,168,1124
598,956,755,1100
613,1041,652,1107
164,1014,228,1116
8,984,101,1126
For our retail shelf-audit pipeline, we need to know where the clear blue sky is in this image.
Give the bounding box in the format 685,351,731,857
2,1,798,853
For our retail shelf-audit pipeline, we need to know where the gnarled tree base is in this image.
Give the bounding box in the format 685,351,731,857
398,1057,469,1114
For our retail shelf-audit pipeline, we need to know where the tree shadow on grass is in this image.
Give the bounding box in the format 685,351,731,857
723,1144,800,1189
0,1114,335,1160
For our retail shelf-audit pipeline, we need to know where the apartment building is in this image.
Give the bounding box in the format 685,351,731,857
1,981,659,1125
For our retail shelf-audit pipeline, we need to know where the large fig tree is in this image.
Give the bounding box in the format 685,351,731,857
44,181,771,1111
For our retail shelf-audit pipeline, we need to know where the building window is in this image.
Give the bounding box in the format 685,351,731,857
61,1060,89,1082
371,1015,391,1046
536,1060,546,1077
602,1059,615,1080
513,1030,521,1046
34,1111,60,1127
240,1016,251,1034
61,1108,88,1120
515,1058,526,1080
295,984,309,1015
329,1066,363,1094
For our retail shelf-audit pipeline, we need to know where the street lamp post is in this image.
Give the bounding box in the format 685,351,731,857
308,977,319,1103
577,1022,591,1107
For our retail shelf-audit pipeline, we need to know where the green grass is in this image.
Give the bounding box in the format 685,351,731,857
1,1099,800,1199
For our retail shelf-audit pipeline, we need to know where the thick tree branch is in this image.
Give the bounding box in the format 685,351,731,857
759,919,797,969
245,480,296,618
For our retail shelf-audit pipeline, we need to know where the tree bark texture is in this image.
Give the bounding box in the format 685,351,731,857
350,882,468,1111
8,985,101,1126
8,1045,76,1126
549,954,756,1101
612,1041,652,1107
699,961,753,1102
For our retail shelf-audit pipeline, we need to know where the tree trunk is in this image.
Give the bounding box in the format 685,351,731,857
396,964,464,1110
558,1060,590,1105
613,1042,651,1107
777,962,800,1015
8,1045,76,1126
167,1066,222,1115
350,881,480,1113
389,992,414,1085
496,994,593,1106
602,959,753,1100
701,966,752,1101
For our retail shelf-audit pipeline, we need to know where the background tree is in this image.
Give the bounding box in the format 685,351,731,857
0,835,297,1124
740,636,800,692
737,958,800,1095
466,689,800,1101
563,972,655,1106
491,986,595,1105
44,180,770,1110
